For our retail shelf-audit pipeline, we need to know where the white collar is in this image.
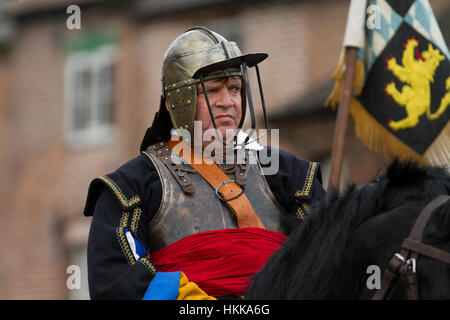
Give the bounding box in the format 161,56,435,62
169,128,264,151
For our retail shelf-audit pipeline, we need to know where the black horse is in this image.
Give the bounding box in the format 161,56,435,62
246,161,450,299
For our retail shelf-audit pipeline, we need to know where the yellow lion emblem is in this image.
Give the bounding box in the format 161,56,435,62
384,37,450,131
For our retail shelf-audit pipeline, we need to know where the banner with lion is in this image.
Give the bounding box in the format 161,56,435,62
326,0,450,167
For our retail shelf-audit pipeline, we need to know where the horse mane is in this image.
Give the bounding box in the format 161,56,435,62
246,160,450,299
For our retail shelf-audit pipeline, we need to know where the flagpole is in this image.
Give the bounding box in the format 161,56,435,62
327,46,358,191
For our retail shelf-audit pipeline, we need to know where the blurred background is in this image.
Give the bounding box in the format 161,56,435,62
0,0,449,299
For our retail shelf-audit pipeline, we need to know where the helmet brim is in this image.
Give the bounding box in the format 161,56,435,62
192,53,268,79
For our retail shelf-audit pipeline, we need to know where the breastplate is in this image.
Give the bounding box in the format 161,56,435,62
143,143,286,253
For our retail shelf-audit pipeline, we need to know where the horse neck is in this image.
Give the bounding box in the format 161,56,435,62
350,204,423,299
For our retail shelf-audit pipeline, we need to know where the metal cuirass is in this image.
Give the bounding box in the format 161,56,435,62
143,142,286,253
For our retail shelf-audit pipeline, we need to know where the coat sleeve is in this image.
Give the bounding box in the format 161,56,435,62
87,187,157,299
84,155,162,300
259,147,327,221
291,159,327,221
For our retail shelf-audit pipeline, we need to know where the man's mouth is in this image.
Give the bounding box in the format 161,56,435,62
214,114,233,122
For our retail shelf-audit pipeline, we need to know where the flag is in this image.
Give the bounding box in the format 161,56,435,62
326,0,450,167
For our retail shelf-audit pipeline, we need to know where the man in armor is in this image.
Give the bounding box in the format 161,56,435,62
83,26,326,300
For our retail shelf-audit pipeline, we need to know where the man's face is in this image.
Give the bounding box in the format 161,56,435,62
195,76,243,145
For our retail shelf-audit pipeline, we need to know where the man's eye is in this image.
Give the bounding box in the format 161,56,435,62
206,88,219,94
197,88,217,95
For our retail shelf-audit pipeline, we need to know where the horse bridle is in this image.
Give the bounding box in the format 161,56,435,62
372,195,450,300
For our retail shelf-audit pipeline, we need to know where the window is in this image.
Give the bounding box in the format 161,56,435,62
64,36,115,148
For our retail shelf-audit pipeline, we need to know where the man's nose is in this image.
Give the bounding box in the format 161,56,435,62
215,87,234,108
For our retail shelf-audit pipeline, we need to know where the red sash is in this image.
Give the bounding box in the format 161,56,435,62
150,228,286,297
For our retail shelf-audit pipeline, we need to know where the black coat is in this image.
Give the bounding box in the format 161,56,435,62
83,146,326,299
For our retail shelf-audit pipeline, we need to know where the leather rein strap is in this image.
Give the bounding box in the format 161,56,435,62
372,195,450,300
167,140,265,229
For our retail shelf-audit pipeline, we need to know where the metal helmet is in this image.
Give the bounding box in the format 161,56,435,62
162,26,269,144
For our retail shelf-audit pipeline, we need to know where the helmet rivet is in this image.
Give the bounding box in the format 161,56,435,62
187,100,191,104
176,89,180,93
188,86,192,90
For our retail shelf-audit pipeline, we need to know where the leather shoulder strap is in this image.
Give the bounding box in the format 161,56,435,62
167,140,265,229
144,142,195,194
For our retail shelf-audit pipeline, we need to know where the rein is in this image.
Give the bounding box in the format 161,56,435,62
372,195,450,300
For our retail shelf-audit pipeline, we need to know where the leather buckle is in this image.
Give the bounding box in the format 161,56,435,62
215,179,244,202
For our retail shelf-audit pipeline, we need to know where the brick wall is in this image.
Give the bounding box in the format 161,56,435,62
0,7,133,299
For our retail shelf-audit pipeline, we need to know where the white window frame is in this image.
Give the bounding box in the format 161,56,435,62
64,45,116,148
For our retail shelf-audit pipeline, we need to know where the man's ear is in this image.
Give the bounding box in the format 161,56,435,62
165,98,170,112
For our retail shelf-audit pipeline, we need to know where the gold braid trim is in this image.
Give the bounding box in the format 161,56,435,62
295,162,319,198
139,255,157,275
296,203,312,221
99,176,141,208
130,208,142,234
296,206,306,221
116,211,136,265
101,177,158,274
295,162,318,221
